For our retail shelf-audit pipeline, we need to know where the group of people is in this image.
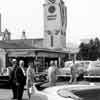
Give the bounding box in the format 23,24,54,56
9,58,60,100
8,58,77,100
48,60,79,85
9,59,35,100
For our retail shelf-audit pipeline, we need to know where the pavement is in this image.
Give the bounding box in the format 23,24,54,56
0,89,28,100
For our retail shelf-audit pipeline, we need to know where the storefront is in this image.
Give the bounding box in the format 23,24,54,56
5,48,67,73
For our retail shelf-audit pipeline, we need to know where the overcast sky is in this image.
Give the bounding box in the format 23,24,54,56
0,0,100,45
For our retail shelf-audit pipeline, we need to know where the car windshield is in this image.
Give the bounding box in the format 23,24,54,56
57,86,100,100
57,88,80,99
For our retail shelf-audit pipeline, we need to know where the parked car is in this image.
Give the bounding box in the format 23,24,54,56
0,75,10,88
30,81,100,100
34,72,48,82
58,61,91,79
58,61,72,77
30,83,83,100
85,60,100,77
0,67,13,89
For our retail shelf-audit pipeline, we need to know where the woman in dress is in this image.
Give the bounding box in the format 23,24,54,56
26,61,35,100
48,61,57,86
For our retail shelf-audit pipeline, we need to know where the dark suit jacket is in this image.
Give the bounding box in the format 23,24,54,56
9,66,17,86
15,67,26,86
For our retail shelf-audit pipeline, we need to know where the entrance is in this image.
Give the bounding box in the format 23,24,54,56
7,56,59,73
7,57,35,71
45,57,58,68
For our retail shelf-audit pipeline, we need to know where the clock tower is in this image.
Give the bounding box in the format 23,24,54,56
43,0,67,49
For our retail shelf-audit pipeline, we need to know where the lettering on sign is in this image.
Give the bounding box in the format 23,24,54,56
47,15,57,20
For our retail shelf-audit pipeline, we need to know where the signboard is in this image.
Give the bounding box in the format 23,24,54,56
47,15,57,20
47,5,57,20
8,51,35,57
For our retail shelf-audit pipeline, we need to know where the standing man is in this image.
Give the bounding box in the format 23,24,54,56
54,60,58,68
15,60,26,100
9,59,18,100
69,62,78,84
48,61,57,86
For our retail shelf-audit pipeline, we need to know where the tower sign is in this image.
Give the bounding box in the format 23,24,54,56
48,0,56,4
44,0,67,49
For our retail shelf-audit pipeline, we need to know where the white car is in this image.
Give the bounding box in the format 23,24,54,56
85,60,100,77
58,61,72,76
30,83,100,100
58,61,91,78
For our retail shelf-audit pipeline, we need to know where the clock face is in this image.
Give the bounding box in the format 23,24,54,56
48,5,56,13
48,0,56,4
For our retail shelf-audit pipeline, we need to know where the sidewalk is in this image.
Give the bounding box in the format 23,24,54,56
0,89,28,100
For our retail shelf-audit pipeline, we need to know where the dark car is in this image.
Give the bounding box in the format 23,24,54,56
0,75,10,88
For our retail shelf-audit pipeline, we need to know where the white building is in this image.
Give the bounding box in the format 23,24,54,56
0,0,69,73
44,0,67,49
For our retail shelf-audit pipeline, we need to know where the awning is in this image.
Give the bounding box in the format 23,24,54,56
7,49,66,58
8,51,35,57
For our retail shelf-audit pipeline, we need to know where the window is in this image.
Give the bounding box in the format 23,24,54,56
51,35,53,47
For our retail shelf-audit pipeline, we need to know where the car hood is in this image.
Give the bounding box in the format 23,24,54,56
42,85,88,100
42,85,75,100
42,84,100,100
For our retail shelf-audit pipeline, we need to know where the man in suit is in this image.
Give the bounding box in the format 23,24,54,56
9,59,18,100
15,60,26,100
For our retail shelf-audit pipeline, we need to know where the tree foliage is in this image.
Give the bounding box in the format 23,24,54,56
78,37,100,60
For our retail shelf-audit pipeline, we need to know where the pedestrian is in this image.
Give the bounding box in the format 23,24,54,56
54,60,59,76
26,61,35,100
69,62,78,84
54,60,58,68
9,59,18,100
15,60,26,100
48,60,57,86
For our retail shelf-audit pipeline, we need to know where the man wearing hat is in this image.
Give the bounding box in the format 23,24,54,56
15,60,26,100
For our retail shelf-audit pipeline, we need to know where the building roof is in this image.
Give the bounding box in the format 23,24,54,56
0,39,68,54
0,39,79,54
0,39,44,49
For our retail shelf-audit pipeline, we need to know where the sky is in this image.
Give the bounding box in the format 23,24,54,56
0,0,100,45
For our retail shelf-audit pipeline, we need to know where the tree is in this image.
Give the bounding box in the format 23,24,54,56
78,42,89,60
78,38,100,60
